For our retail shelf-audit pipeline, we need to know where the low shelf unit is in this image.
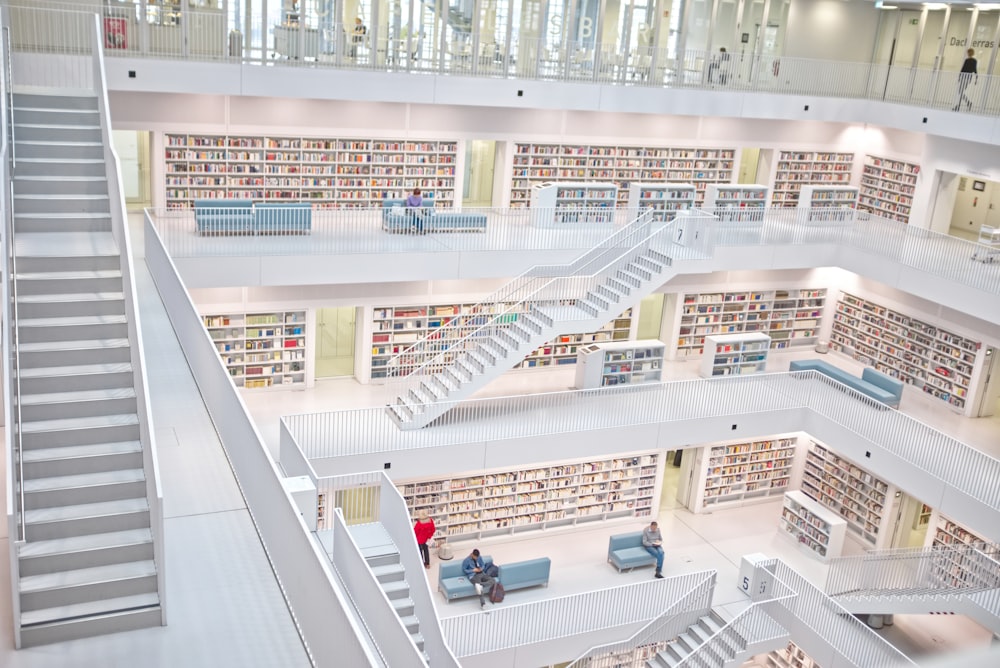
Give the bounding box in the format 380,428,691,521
203,309,311,389
699,332,770,377
685,436,798,512
829,291,981,414
530,181,618,226
771,150,854,208
858,154,918,224
760,641,823,668
573,339,666,389
704,184,768,222
800,440,894,548
626,182,696,221
398,452,663,541
797,185,859,222
779,490,847,561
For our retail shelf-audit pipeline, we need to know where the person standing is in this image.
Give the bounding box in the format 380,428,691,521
414,509,435,569
955,48,978,111
642,521,665,579
350,17,367,59
405,187,425,234
461,548,496,608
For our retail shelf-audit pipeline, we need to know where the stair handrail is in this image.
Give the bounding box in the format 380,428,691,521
564,570,717,668
825,545,1000,598
385,210,700,403
671,602,792,668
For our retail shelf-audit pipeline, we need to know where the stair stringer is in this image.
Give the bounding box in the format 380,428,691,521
386,254,685,430
832,588,1000,634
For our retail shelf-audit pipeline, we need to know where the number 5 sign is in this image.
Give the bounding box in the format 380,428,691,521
738,553,772,598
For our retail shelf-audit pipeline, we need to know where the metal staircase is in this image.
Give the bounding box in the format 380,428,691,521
653,608,789,668
365,541,430,661
5,89,164,646
384,211,707,430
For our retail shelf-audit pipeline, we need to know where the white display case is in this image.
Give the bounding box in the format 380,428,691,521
779,490,847,561
530,181,618,226
626,182,696,221
573,339,666,389
797,185,859,222
699,332,771,378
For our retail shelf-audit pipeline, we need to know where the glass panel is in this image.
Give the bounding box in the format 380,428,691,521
683,0,712,83
916,9,947,69
516,0,545,77
943,9,973,72
344,0,372,63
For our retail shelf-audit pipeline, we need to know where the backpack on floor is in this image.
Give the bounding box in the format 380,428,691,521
489,582,505,603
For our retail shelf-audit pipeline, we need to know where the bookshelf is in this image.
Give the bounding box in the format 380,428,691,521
163,133,457,209
771,150,854,208
800,441,892,548
829,292,980,413
626,183,696,221
858,155,918,224
530,182,618,225
704,184,768,221
573,339,666,389
762,641,823,668
367,303,634,381
398,452,662,540
779,490,847,561
671,288,826,358
699,333,770,377
797,185,858,222
203,310,310,389
510,142,736,207
687,437,797,512
928,513,999,589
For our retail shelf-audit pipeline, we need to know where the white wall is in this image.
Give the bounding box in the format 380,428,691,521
784,0,881,62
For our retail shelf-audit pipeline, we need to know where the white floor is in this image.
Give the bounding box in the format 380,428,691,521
0,212,997,667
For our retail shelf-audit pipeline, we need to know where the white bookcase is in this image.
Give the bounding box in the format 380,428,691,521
800,441,894,548
510,142,735,207
927,513,999,588
858,154,918,224
830,292,981,413
573,339,666,389
797,185,859,222
398,452,662,541
626,183,696,221
779,490,847,561
685,437,798,512
163,133,458,208
669,288,826,359
366,303,634,381
203,310,311,389
704,184,768,221
530,181,618,226
760,641,823,668
699,333,770,378
771,150,855,208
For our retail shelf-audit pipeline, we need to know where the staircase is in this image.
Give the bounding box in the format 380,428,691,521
7,91,162,646
385,213,685,430
647,609,788,668
364,540,429,662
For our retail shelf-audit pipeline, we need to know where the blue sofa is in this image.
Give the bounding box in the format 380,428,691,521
194,200,312,235
438,556,551,602
381,199,487,233
789,359,902,408
608,532,658,572
194,199,254,235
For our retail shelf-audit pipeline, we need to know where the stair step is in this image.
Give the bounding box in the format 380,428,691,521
21,467,146,510
391,597,415,616
19,386,138,422
21,560,156,594
23,497,150,541
19,362,132,378
20,560,157,613
19,528,153,560
381,579,410,598
20,592,159,628
370,563,405,582
22,468,145,493
21,413,140,434
20,387,136,406
21,440,143,477
399,614,420,633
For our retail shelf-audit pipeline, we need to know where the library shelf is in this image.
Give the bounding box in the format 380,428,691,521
829,291,980,413
796,185,859,223
672,288,826,358
928,513,1000,589
688,437,797,512
779,490,847,561
771,150,854,208
857,154,918,224
626,182,696,221
366,302,634,381
699,333,770,378
573,339,666,389
761,641,823,668
510,142,735,207
800,441,892,548
530,181,618,225
203,310,309,389
163,132,457,209
399,453,662,541
704,184,769,222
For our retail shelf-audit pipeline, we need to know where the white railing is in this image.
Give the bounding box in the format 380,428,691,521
565,571,716,668
90,12,168,626
439,571,717,658
6,6,94,89
9,2,1000,119
825,545,1000,599
672,602,791,667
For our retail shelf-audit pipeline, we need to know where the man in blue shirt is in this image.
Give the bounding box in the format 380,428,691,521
461,548,495,608
642,521,665,578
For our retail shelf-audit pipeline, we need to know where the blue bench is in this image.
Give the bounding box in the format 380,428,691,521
789,359,902,409
194,199,254,235
194,200,312,235
608,531,658,572
381,199,487,233
437,556,551,602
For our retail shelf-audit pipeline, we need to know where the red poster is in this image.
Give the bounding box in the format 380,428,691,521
104,17,127,50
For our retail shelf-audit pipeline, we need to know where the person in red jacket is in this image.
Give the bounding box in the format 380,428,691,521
414,509,436,569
